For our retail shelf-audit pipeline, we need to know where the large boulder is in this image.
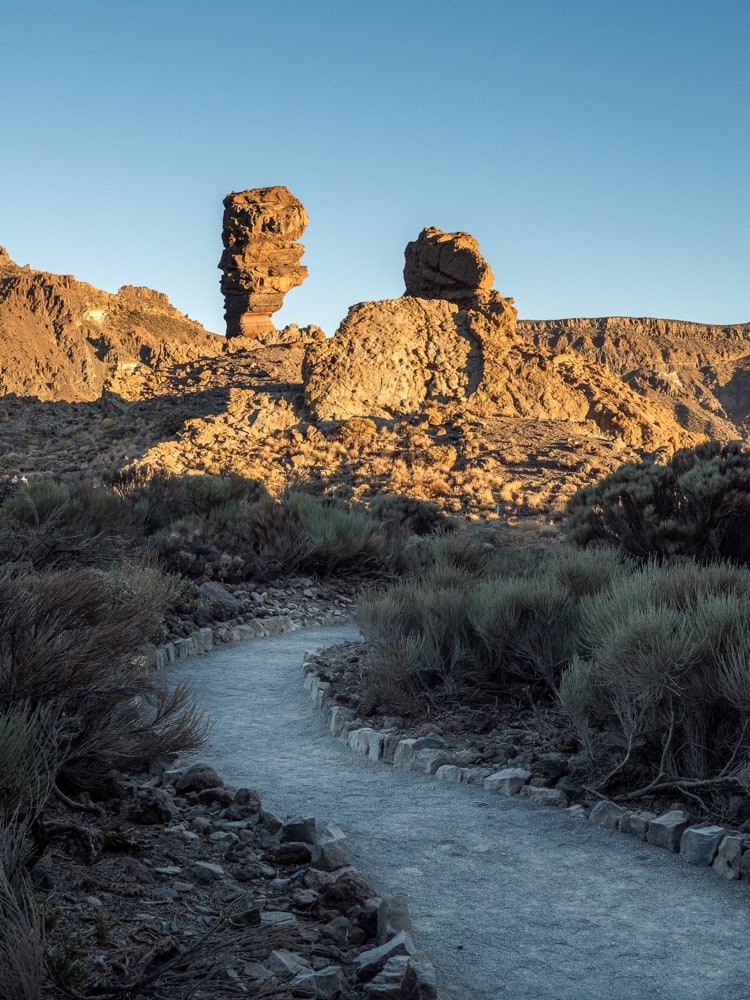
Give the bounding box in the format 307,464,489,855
219,186,308,339
403,227,500,310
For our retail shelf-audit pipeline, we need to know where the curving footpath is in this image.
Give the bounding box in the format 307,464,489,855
170,625,750,1000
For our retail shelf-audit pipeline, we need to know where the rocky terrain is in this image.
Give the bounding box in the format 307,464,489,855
0,217,748,516
0,246,222,403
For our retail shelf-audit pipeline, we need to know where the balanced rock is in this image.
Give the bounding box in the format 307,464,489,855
404,227,502,311
219,186,308,339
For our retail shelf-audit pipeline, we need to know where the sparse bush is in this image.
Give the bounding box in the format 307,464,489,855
159,406,197,436
334,417,378,442
0,479,134,569
369,493,450,536
564,440,750,564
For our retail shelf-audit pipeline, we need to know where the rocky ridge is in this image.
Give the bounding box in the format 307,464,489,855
0,229,748,515
0,247,222,403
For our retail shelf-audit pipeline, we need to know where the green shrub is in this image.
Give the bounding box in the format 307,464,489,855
558,559,750,795
112,470,269,534
356,573,475,711
468,575,579,690
564,441,750,564
287,492,384,573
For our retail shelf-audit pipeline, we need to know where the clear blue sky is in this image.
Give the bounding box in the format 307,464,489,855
2,1,747,334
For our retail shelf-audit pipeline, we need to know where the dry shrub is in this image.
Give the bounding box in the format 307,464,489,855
468,576,579,690
0,823,44,1000
0,564,206,795
564,440,750,565
356,575,474,712
0,705,61,825
148,498,313,582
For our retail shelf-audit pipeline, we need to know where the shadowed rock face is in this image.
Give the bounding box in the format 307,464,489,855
219,187,308,339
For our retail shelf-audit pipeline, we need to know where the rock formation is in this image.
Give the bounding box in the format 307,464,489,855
304,226,522,422
303,227,727,452
403,226,508,313
219,187,308,339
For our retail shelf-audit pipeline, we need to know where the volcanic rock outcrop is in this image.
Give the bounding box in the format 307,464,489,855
303,228,710,451
403,226,509,314
219,187,308,339
304,228,516,421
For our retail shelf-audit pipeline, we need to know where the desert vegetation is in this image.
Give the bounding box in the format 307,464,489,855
564,440,750,564
3,441,750,993
355,442,750,819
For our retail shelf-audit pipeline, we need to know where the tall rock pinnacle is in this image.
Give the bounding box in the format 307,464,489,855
219,186,308,338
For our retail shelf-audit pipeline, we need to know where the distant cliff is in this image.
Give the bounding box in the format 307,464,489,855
0,247,222,402
519,316,750,441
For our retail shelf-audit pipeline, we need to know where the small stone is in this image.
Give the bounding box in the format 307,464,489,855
185,860,224,883
409,749,455,775
519,786,569,808
680,826,727,866
273,842,313,866
393,739,417,769
483,768,531,796
353,929,415,982
265,948,311,978
174,765,223,795
404,950,439,1000
196,787,233,807
225,787,262,820
619,810,656,840
412,733,446,750
712,834,743,880
329,705,357,738
280,815,317,844
312,823,351,872
588,800,626,831
290,966,348,999
646,810,689,852
435,765,468,783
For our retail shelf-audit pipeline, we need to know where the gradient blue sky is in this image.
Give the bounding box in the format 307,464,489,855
2,1,747,334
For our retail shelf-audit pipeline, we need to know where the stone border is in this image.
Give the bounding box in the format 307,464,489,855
303,652,750,889
153,614,297,668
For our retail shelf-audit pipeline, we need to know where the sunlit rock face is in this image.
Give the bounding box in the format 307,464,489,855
219,186,308,339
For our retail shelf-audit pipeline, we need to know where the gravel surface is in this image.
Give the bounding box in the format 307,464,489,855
170,626,750,1000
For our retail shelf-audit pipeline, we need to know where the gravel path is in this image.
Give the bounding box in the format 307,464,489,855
171,626,750,1000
